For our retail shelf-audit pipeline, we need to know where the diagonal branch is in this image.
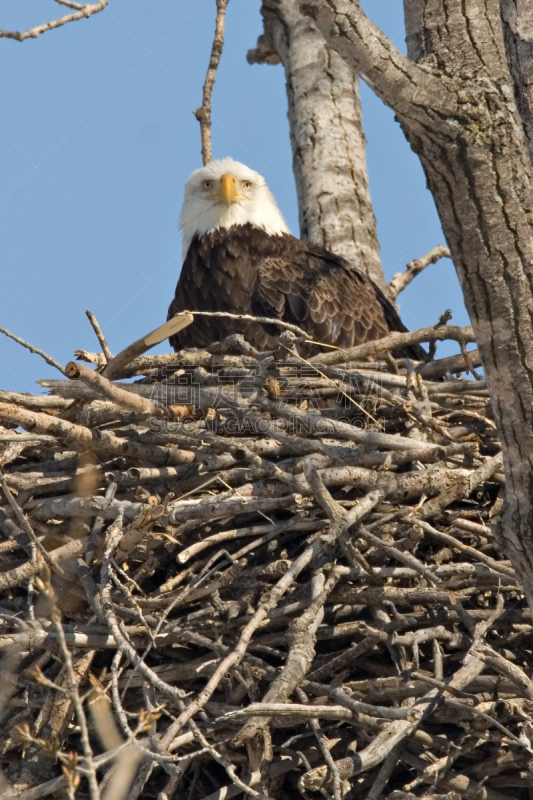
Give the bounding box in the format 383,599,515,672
0,0,109,41
389,246,451,300
300,0,445,117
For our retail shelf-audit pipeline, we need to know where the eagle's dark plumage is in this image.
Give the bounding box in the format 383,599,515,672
169,158,426,361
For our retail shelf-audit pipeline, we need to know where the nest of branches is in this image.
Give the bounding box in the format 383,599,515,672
0,315,530,800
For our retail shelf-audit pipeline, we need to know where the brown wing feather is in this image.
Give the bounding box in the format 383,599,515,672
168,228,278,351
252,240,410,355
168,225,427,360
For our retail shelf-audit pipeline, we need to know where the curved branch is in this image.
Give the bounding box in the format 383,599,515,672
389,245,451,299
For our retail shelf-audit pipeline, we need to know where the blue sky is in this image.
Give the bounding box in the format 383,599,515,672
0,0,468,394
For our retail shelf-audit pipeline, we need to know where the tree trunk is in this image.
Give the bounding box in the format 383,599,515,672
302,0,533,610
500,0,533,166
249,0,389,296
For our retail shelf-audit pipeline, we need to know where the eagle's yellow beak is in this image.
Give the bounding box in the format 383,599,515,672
220,173,238,206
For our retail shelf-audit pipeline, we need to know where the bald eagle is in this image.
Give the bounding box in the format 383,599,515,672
168,158,426,360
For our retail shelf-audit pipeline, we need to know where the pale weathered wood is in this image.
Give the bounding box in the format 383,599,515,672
249,0,387,294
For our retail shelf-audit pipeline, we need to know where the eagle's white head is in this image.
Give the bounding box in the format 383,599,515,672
180,157,290,258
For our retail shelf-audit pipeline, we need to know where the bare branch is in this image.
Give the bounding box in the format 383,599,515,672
0,0,109,41
194,0,230,164
0,324,66,375
389,245,451,300
308,324,475,366
53,612,101,799
0,472,63,574
85,310,113,362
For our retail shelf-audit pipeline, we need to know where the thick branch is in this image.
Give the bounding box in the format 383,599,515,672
251,0,387,292
501,0,533,166
300,0,445,120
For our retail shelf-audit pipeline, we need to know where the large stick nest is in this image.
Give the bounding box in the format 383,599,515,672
0,323,530,800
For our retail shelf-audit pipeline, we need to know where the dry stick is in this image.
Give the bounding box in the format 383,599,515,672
0,391,68,410
299,611,500,793
175,518,319,564
101,313,193,381
473,643,533,700
417,348,481,380
0,0,109,40
0,472,62,574
389,246,451,300
366,742,405,800
224,703,363,723
0,536,88,592
296,686,343,800
0,402,194,467
234,569,339,746
159,491,383,750
410,518,515,578
410,670,532,751
194,0,231,164
417,452,503,519
53,612,101,800
173,309,308,340
86,310,113,362
65,361,194,419
309,324,475,367
302,681,409,720
0,324,66,375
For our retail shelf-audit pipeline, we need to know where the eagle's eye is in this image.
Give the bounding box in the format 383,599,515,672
242,181,253,190
202,180,213,191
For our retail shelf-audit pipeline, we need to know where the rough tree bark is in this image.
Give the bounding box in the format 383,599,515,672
248,0,389,296
501,0,533,165
301,0,533,611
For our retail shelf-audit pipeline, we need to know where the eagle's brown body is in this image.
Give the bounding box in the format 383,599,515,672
168,224,426,360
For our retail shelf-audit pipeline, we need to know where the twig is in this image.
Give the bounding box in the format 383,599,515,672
298,687,343,800
0,472,63,574
53,611,101,799
0,0,109,40
86,310,113,362
194,0,231,164
0,324,66,375
172,309,308,340
389,246,451,299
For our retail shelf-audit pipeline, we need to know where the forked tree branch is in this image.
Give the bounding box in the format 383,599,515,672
300,1,441,112
194,0,231,165
0,0,109,41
